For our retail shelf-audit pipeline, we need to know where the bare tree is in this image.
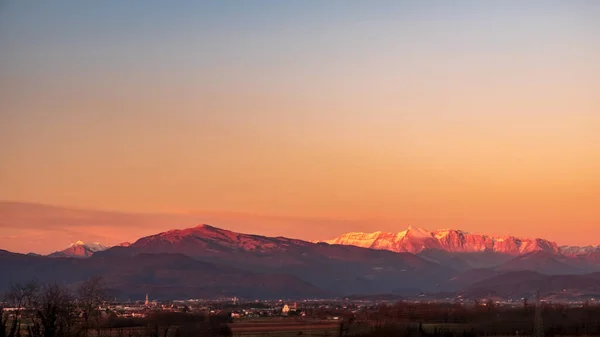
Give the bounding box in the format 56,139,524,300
28,283,76,337
1,281,39,337
77,277,106,337
0,306,8,337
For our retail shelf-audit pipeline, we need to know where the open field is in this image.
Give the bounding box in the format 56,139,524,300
230,319,342,336
53,319,343,337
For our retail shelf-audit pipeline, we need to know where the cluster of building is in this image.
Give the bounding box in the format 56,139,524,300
88,295,318,319
8,293,592,321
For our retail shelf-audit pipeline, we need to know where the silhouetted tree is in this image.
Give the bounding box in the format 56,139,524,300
28,283,76,337
77,276,106,336
1,281,38,337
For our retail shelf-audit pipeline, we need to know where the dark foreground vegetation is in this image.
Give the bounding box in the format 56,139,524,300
0,278,232,337
4,278,600,337
346,300,600,337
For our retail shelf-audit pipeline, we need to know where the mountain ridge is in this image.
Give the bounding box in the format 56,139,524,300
320,226,590,256
104,224,458,295
2,201,598,256
48,241,109,258
3,223,600,300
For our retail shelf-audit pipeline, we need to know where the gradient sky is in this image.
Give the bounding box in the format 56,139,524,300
1,1,600,252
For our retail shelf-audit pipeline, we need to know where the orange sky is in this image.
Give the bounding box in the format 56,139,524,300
1,1,599,252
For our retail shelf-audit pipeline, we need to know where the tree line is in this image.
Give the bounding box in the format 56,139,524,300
1,277,106,337
0,278,231,337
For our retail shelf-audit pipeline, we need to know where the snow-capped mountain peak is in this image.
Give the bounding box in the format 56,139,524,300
48,241,109,258
69,241,107,252
404,226,433,239
320,226,560,255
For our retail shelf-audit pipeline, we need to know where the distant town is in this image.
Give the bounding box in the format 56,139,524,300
8,294,590,320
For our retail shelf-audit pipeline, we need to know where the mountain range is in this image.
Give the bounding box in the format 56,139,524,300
1,224,456,299
320,226,592,256
320,227,600,276
47,225,599,262
3,210,600,301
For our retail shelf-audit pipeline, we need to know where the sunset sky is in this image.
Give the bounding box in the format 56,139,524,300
1,1,599,253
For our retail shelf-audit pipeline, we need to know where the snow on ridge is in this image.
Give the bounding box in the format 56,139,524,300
560,245,600,256
395,230,408,240
406,225,433,238
69,241,108,252
320,226,565,255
